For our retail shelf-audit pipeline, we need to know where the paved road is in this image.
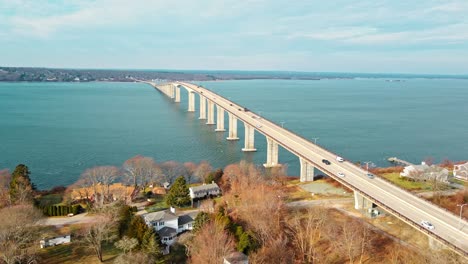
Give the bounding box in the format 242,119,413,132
40,213,98,226
163,81,468,256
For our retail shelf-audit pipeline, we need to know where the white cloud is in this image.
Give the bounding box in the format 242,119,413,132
286,27,378,41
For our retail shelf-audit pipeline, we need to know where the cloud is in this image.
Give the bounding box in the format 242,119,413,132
286,27,378,41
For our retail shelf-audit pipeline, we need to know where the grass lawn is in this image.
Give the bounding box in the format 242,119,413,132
380,173,433,191
38,242,121,264
36,194,63,207
146,195,169,212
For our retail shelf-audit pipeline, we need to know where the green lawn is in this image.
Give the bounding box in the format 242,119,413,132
36,194,63,207
380,173,434,191
145,196,169,213
38,242,120,264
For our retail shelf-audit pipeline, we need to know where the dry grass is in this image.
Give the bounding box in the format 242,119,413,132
38,242,120,264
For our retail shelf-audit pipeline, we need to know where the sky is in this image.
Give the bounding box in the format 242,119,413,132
1,0,468,74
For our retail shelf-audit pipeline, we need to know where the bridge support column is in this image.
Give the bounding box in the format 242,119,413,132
169,84,175,99
174,86,180,103
264,137,280,167
188,91,195,112
299,158,315,182
354,191,373,210
227,113,239,140
215,106,225,132
206,100,215,125
242,122,256,152
199,96,206,119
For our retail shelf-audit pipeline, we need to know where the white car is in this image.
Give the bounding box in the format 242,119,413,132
421,220,434,230
336,156,344,162
337,172,345,178
256,124,262,128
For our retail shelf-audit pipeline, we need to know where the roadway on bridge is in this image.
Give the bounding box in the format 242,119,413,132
176,81,468,255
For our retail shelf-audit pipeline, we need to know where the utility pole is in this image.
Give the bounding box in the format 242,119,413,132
311,137,319,144
457,203,467,230
363,161,372,172
280,121,285,128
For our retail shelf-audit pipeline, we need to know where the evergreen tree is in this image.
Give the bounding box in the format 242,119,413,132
9,164,34,203
193,211,210,233
165,176,191,207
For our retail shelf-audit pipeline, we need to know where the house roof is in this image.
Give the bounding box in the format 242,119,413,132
143,210,178,222
224,252,248,263
158,227,177,237
178,213,196,226
190,183,220,194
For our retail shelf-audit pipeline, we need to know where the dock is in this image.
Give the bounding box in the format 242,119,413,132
387,157,414,166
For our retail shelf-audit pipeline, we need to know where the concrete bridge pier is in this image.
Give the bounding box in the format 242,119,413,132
354,191,373,210
299,158,315,182
226,113,239,140
174,86,180,103
264,137,280,167
199,96,206,119
169,84,175,99
188,91,195,112
242,122,256,151
215,106,226,132
206,100,215,125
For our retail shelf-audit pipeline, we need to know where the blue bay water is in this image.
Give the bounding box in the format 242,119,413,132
1,79,467,189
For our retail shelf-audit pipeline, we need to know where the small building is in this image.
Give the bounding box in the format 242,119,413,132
224,252,249,264
71,183,135,203
189,182,221,200
400,162,449,183
454,162,468,181
40,235,71,248
142,207,196,245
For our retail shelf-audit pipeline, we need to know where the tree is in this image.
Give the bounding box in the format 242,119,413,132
187,221,235,264
114,236,138,254
165,176,191,207
183,162,198,183
194,161,213,183
160,161,186,184
79,211,118,262
9,164,34,204
193,211,210,233
80,166,119,207
0,169,11,208
0,204,43,264
123,155,162,188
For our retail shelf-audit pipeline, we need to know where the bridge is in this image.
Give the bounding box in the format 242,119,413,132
143,80,468,257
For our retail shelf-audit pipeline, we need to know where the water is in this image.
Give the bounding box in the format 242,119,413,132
1,79,467,189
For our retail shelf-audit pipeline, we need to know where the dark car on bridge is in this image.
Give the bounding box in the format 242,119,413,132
322,159,331,165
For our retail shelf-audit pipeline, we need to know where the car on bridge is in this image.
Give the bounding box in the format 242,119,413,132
336,156,345,162
322,159,331,165
367,173,375,179
421,220,434,230
337,172,345,178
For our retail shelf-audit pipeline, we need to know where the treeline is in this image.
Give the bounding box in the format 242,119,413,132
41,204,82,216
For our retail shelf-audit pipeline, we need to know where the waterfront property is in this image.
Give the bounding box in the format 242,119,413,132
189,182,221,200
453,162,468,181
400,162,449,183
71,183,136,203
142,207,196,245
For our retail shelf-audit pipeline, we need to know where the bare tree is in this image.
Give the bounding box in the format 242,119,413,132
114,236,138,254
160,160,186,184
0,169,11,208
330,220,372,264
0,204,43,264
287,207,328,263
123,156,162,188
187,220,235,264
79,210,118,262
81,166,119,206
184,162,198,183
194,161,213,183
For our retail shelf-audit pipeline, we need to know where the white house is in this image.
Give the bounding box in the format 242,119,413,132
223,252,249,264
142,208,197,245
400,162,449,183
189,182,221,200
40,235,71,248
454,162,468,181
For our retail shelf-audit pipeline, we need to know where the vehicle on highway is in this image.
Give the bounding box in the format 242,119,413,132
256,124,262,128
244,107,249,112
367,173,375,179
322,159,331,165
337,172,345,178
421,220,435,230
336,156,344,162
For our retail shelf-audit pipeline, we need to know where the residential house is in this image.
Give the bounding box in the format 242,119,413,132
40,235,71,248
189,182,221,200
400,162,449,183
71,183,136,203
223,252,249,264
454,162,468,181
142,207,197,245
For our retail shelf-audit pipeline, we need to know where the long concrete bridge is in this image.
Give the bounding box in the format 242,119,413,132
144,80,468,257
